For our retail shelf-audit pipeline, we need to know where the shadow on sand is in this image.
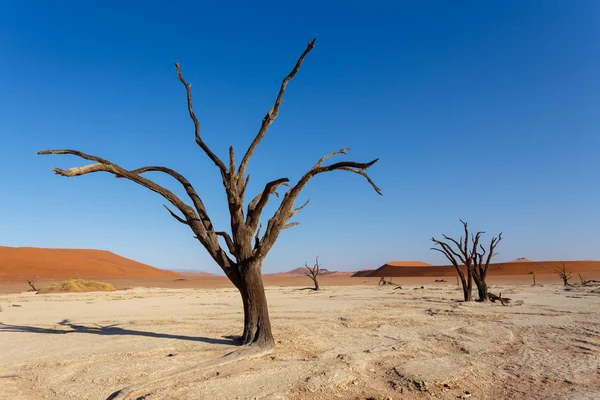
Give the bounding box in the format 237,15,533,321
0,319,237,345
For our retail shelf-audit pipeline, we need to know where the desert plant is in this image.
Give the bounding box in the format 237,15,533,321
555,262,572,286
37,279,115,294
38,39,381,351
431,220,502,302
304,256,321,291
529,271,536,286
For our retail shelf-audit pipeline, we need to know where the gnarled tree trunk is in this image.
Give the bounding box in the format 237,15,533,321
475,278,487,302
239,261,274,348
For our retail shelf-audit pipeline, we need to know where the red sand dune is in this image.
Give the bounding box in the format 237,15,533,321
361,260,600,278
351,269,376,277
386,261,433,267
0,246,179,280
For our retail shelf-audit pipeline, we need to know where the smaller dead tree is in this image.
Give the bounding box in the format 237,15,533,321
578,274,591,286
378,277,401,288
304,256,321,291
432,220,502,302
488,292,511,306
555,262,572,286
529,271,536,286
27,281,38,292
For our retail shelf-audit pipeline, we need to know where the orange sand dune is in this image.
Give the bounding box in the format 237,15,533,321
0,246,179,280
386,261,433,267
363,260,600,278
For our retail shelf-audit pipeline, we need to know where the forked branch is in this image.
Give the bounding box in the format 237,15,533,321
238,39,317,178
258,149,380,255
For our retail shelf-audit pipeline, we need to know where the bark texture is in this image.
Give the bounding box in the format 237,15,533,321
38,38,381,350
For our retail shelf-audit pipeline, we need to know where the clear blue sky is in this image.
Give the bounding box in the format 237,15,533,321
1,1,599,274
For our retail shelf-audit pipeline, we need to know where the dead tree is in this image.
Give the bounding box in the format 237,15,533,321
27,280,38,292
555,262,572,286
304,256,321,291
578,273,590,286
472,232,502,302
432,220,502,302
378,277,400,287
431,220,476,301
38,39,381,351
529,271,536,286
488,292,511,306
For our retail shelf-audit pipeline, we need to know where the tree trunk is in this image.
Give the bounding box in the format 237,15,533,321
475,279,488,302
465,267,473,302
314,279,320,291
238,261,275,350
456,270,472,302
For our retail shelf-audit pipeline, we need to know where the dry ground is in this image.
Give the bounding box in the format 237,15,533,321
1,284,599,400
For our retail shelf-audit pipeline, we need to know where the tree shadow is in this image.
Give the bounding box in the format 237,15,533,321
0,319,236,345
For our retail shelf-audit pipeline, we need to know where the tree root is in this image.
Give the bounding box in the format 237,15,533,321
106,344,273,400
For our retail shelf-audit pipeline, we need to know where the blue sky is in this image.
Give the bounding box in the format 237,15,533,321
1,1,599,274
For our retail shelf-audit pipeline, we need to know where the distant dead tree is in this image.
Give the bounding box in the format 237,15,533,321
578,273,591,286
378,277,400,287
38,39,381,354
529,271,536,286
432,220,502,302
27,280,38,292
555,262,572,286
304,256,321,291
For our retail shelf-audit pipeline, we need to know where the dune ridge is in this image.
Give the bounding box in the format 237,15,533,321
359,260,600,277
0,246,179,279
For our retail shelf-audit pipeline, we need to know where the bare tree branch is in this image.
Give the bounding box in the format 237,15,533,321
128,165,213,231
238,39,317,178
246,178,290,230
216,231,236,255
37,149,224,263
253,223,263,249
175,63,229,175
163,204,187,224
229,146,236,174
257,149,380,255
290,198,310,218
283,222,300,230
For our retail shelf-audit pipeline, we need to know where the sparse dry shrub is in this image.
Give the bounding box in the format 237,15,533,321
38,279,115,294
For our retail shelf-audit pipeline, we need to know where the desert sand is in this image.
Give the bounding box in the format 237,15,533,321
1,283,600,399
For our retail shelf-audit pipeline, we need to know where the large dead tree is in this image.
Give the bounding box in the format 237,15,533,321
304,256,321,291
431,220,502,302
38,39,381,351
